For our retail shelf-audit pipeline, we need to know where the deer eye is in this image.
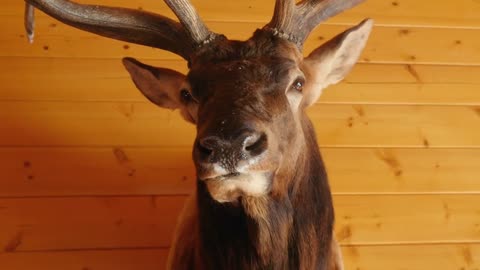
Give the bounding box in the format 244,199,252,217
180,89,193,102
291,78,305,92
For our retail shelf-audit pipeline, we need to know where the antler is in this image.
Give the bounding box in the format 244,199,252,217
24,0,217,61
163,0,217,45
265,0,365,48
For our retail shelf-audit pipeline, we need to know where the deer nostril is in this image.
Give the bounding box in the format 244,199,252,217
198,143,213,156
198,136,220,157
243,133,267,157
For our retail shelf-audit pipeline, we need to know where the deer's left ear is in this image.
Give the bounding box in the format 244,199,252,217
302,19,373,107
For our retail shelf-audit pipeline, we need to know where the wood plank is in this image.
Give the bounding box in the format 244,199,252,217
2,57,480,104
323,83,480,105
0,249,169,270
2,0,480,28
0,102,479,147
345,64,480,84
308,104,480,147
3,15,480,65
0,147,196,197
0,101,195,147
342,244,480,270
327,148,480,194
1,244,479,270
1,147,480,197
0,196,186,252
0,195,479,251
334,195,480,245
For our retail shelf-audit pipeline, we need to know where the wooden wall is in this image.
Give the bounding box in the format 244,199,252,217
1,0,480,269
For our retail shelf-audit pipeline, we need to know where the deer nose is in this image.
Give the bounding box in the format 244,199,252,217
197,131,268,164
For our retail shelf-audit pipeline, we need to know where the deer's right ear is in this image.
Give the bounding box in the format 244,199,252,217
122,57,198,124
301,19,373,107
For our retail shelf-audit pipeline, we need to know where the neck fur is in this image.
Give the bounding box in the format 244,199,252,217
196,118,334,270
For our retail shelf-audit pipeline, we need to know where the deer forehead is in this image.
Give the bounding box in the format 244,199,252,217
187,57,303,94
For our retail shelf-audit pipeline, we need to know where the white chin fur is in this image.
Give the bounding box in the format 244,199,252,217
205,172,271,203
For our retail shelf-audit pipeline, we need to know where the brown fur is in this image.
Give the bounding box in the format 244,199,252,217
122,22,374,268
168,110,337,269
162,27,373,269
120,14,373,270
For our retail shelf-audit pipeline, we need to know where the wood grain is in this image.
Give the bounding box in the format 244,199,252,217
0,196,186,252
0,147,196,197
1,243,479,270
1,0,479,268
334,195,480,245
1,195,479,252
342,243,480,270
3,16,480,65
0,249,169,270
2,0,480,28
1,147,479,197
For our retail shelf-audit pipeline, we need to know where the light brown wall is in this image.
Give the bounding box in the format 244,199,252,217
1,0,479,269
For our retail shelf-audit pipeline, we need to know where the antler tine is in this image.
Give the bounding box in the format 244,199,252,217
24,0,216,61
297,0,365,41
163,0,217,46
24,3,35,43
265,0,365,49
267,0,296,35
